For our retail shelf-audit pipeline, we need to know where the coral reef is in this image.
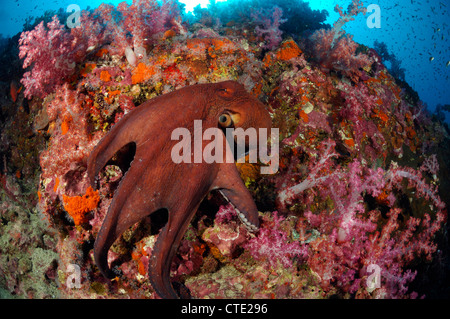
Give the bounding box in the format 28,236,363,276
0,0,448,299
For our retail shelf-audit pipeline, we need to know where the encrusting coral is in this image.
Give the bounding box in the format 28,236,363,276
0,0,448,299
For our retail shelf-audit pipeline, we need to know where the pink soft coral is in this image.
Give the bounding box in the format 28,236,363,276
19,12,105,99
19,16,76,99
310,29,372,82
251,6,287,50
244,212,308,268
39,84,103,201
19,1,182,97
309,0,370,81
202,204,249,258
277,139,445,297
98,0,182,65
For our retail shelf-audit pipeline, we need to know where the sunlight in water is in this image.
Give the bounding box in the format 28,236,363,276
179,0,228,12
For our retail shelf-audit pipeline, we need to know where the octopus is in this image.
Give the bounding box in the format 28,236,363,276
87,80,272,298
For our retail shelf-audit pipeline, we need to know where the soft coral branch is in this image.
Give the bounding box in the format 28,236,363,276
98,0,181,65
308,0,370,81
277,139,341,209
310,29,372,81
251,6,287,50
333,0,367,43
244,212,307,268
19,12,104,98
278,137,446,296
19,16,76,99
386,162,445,212
19,1,183,97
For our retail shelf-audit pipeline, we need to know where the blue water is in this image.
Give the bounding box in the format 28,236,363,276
1,0,448,120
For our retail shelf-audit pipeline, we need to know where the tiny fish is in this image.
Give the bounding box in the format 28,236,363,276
10,81,22,102
430,57,434,62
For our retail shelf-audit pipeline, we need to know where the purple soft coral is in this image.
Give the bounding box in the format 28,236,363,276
245,212,308,268
276,138,445,297
252,6,287,50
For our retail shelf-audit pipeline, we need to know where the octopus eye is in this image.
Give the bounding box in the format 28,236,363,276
218,113,233,127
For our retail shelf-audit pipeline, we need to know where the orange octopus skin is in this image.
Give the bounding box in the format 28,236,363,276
87,81,272,298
